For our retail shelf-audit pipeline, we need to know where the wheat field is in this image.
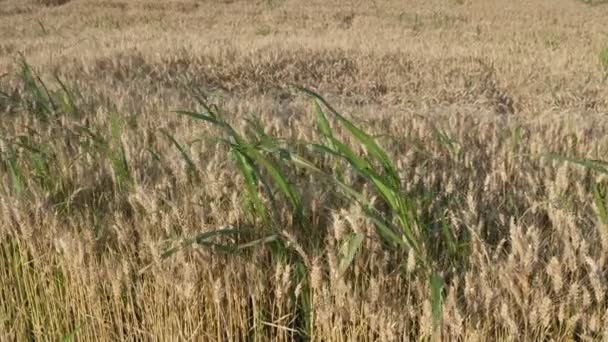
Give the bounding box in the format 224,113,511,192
1,0,608,340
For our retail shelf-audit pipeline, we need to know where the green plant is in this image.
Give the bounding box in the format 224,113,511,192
550,154,608,232
107,113,132,191
255,24,272,36
173,88,468,338
159,128,200,184
174,97,314,337
579,0,608,6
295,88,455,338
35,0,71,6
263,0,285,9
600,46,608,79
3,143,26,195
17,55,83,121
1,57,135,209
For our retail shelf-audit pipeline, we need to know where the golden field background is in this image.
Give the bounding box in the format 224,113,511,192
1,0,608,340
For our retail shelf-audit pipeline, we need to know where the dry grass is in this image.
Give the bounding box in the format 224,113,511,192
1,0,608,340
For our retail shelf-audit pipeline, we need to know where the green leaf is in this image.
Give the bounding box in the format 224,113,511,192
244,115,269,141
313,129,421,254
600,46,608,73
161,228,245,259
175,110,221,125
338,232,365,276
237,234,278,249
160,128,200,183
547,153,608,175
175,110,247,147
35,73,58,113
312,140,401,212
19,56,51,120
592,182,608,228
244,146,303,224
233,149,268,224
61,325,81,342
430,272,444,336
54,74,80,117
440,210,458,258
289,151,399,243
313,100,336,151
302,89,400,185
7,156,25,195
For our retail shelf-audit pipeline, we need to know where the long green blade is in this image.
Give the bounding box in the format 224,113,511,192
160,128,200,183
236,234,278,250
175,110,222,126
338,232,365,276
547,153,608,175
233,149,268,224
313,100,336,151
245,146,303,222
430,273,444,338
592,183,608,228
303,91,399,184
161,228,244,259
